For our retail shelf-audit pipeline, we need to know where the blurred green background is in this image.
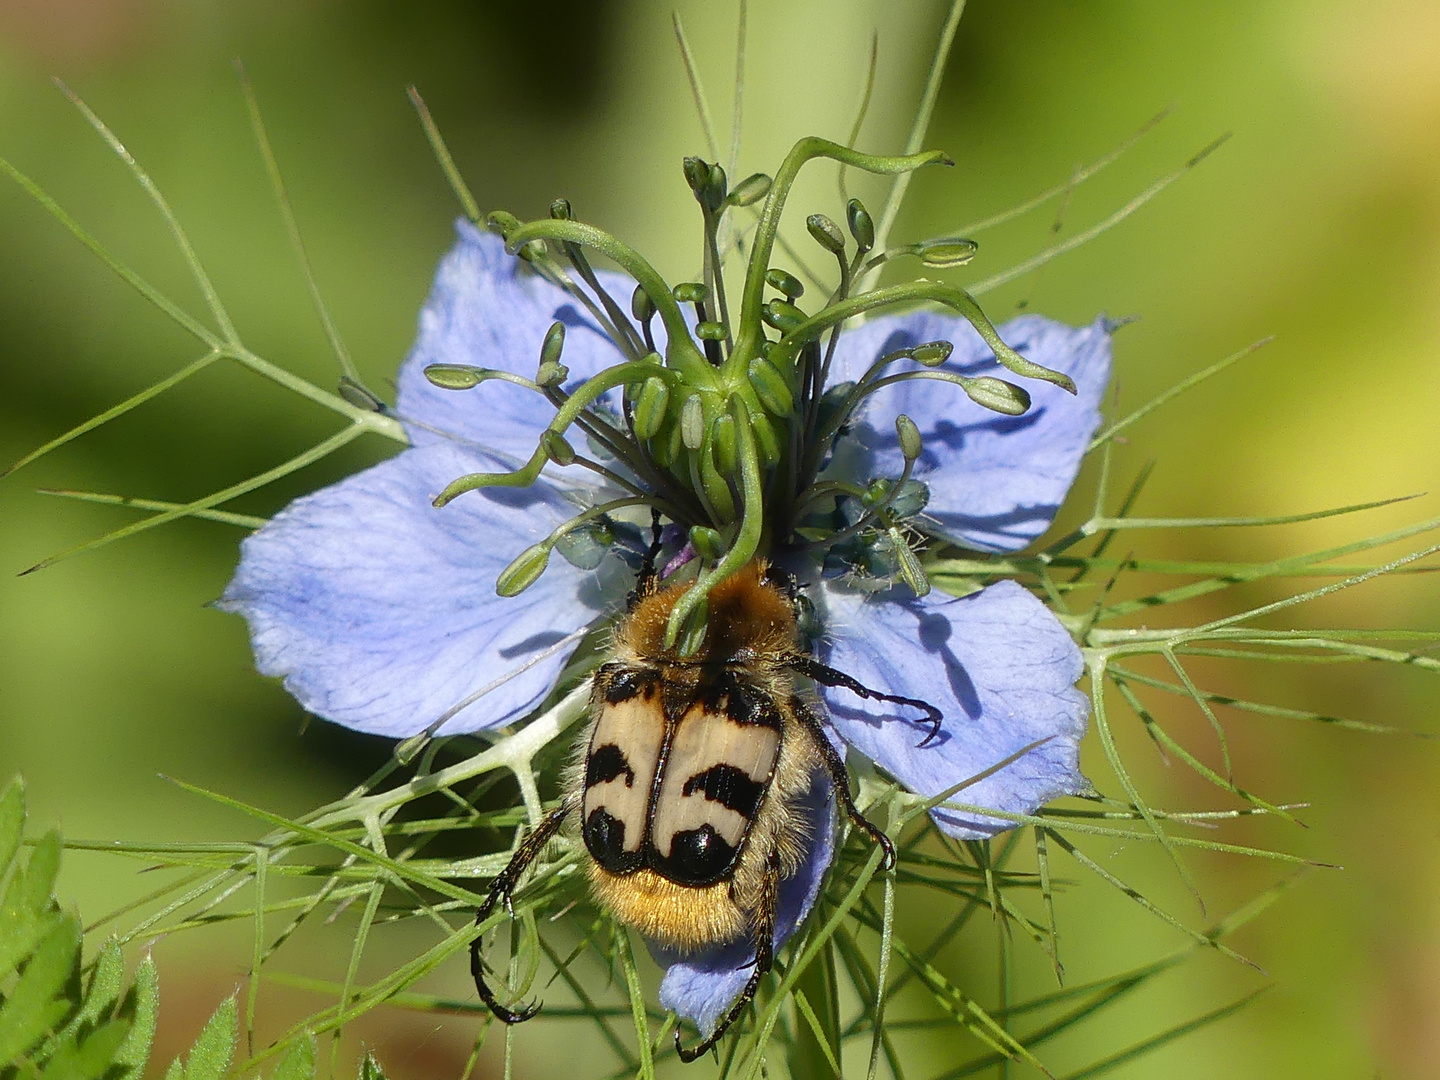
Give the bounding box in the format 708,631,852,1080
2,1,1438,1077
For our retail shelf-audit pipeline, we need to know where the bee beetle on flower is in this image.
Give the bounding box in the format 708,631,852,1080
220,133,1111,1056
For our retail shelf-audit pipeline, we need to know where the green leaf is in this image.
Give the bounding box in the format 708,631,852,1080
77,939,127,1029
271,1035,317,1080
0,913,82,1063
0,867,62,982
111,956,159,1080
23,831,63,916
180,997,238,1080
789,946,842,1080
0,775,24,878
38,1017,133,1080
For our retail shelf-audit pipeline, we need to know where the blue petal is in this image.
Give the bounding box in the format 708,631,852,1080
815,578,1088,838
829,314,1111,553
218,441,622,736
396,221,637,461
653,770,835,1036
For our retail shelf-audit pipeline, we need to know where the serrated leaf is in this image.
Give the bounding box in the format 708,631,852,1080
38,1016,132,1080
357,1052,388,1080
0,913,82,1063
164,1056,185,1080
111,956,159,1080
78,940,126,1028
271,1034,317,1080
182,997,238,1080
0,775,24,879
23,831,63,915
0,894,62,984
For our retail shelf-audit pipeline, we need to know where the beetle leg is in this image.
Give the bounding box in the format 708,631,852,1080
674,849,781,1063
788,654,943,748
471,795,577,1024
628,508,665,609
790,698,897,871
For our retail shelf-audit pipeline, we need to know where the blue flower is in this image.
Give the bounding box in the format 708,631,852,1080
220,218,1110,1035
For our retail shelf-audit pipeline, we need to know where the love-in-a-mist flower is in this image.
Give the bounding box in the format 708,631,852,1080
219,138,1111,1040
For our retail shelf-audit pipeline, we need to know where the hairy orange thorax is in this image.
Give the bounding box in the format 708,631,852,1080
618,561,799,664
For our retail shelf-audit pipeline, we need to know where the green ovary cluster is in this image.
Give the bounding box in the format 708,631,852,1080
422,135,1076,652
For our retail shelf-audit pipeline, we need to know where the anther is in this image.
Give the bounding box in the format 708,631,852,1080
915,237,978,268
710,412,737,475
554,517,614,570
338,376,385,412
910,341,953,367
764,267,804,301
688,525,724,561
540,321,566,366
485,210,521,238
495,542,553,597
673,281,709,306
680,394,705,451
762,300,805,332
633,377,670,440
542,431,577,466
424,364,485,390
747,356,794,416
806,213,846,254
960,376,1031,416
724,172,772,207
548,198,572,220
846,198,875,253
895,414,922,462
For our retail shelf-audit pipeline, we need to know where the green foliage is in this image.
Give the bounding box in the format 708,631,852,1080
0,776,402,1080
0,775,155,1080
1,3,1436,1077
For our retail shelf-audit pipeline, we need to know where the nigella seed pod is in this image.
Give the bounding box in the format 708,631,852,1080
847,198,875,252
764,267,804,300
806,213,846,254
910,340,954,367
634,377,670,440
747,356,794,416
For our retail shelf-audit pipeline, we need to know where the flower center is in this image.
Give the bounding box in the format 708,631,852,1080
422,135,1078,652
